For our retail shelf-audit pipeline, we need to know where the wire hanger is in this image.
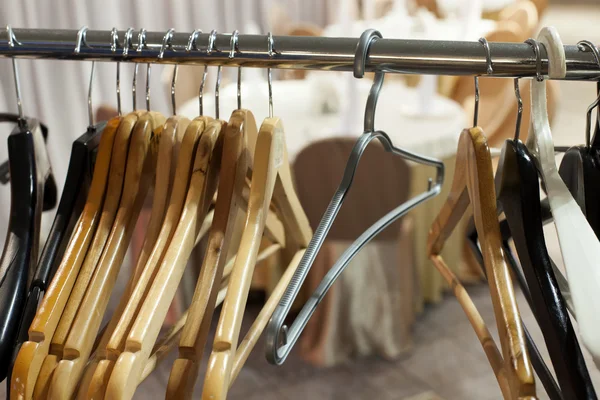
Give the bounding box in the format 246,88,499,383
265,28,445,365
527,27,600,369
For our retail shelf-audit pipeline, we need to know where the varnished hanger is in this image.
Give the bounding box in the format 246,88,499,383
558,41,600,238
104,31,228,398
266,29,444,366
6,55,105,390
22,28,140,400
526,28,600,368
427,40,536,397
166,31,287,398
9,26,125,400
201,32,312,400
467,66,595,399
106,103,223,400
77,30,196,398
46,28,166,398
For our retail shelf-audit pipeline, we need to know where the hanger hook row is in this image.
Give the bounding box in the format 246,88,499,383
230,30,242,109
578,40,600,149
160,28,178,115
7,25,24,121
525,38,543,82
111,28,122,116
75,26,95,127
354,29,384,133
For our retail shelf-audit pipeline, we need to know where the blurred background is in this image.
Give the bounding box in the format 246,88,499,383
0,0,599,398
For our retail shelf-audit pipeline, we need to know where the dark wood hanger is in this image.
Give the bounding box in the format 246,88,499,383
467,139,596,399
0,117,54,381
5,122,105,388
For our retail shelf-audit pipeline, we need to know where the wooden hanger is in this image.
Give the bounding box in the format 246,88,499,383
27,112,139,399
105,118,224,400
76,115,203,399
202,115,312,400
166,109,258,398
43,111,165,399
9,115,121,400
526,28,600,368
427,127,536,399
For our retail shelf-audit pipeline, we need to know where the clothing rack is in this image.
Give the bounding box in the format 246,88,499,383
1,28,600,80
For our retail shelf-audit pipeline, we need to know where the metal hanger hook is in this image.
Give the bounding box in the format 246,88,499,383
123,28,134,111
267,32,276,118
577,40,600,149
160,28,177,115
111,27,122,116
7,26,24,121
230,30,242,109
135,29,151,111
186,29,208,116
525,38,543,82
208,30,222,118
473,37,493,127
354,29,384,133
75,27,95,126
513,78,523,141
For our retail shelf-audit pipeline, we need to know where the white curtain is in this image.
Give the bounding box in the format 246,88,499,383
0,0,332,247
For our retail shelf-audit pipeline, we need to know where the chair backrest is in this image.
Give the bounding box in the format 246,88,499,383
293,137,411,241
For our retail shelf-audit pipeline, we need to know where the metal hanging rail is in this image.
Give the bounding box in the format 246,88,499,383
1,28,599,79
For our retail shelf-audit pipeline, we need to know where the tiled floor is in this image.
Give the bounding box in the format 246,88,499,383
2,4,600,400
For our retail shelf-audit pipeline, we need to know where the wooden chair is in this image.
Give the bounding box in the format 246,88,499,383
290,137,417,364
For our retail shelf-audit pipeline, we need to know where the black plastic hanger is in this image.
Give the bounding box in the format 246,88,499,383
558,41,600,238
5,122,105,383
0,112,56,207
0,117,53,381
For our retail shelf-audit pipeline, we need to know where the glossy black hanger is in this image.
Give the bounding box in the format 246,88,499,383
0,117,52,381
558,41,600,238
6,122,105,384
0,112,56,209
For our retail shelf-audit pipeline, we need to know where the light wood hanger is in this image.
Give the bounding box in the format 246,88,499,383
9,115,121,400
27,112,140,400
105,118,224,400
45,111,165,399
526,28,600,368
76,114,191,398
77,115,206,399
427,127,536,399
166,109,257,398
202,115,312,400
